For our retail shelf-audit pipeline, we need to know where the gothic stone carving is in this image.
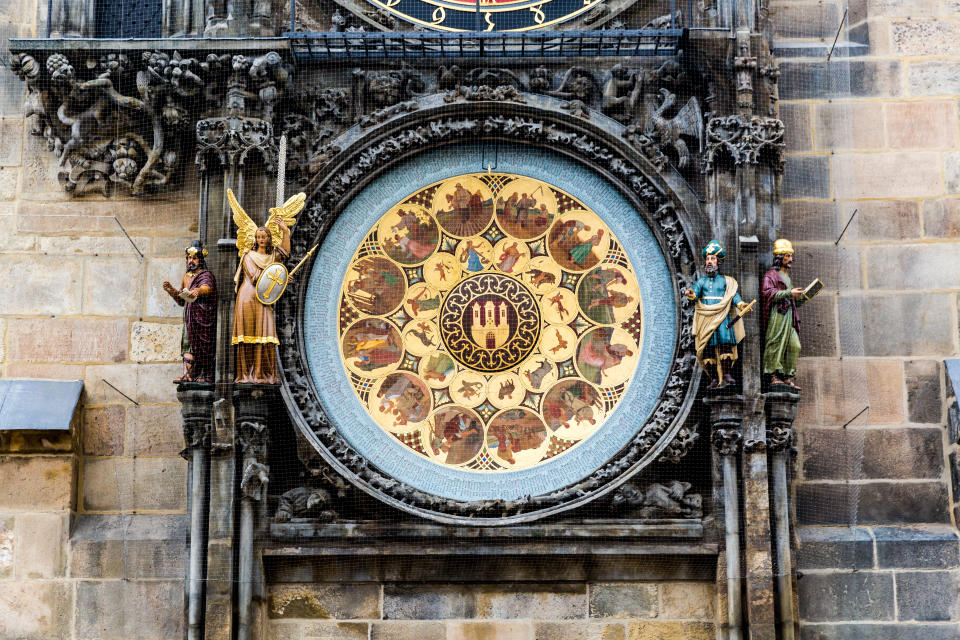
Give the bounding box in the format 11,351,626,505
611,480,703,519
702,115,785,174
274,486,337,521
11,49,292,196
276,102,703,523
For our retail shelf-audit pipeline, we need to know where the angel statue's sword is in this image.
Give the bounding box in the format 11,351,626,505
274,134,319,279
275,134,287,208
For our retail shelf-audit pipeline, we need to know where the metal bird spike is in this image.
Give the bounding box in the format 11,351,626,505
276,134,287,208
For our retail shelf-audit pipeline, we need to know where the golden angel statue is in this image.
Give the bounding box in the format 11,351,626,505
228,188,305,384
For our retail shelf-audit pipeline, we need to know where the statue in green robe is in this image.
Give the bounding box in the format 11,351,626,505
761,239,805,389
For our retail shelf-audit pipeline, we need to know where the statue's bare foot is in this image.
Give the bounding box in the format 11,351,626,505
785,376,801,390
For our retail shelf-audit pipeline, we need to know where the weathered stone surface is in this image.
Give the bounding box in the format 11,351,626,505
832,152,942,200
0,515,13,578
866,0,938,18
625,622,713,640
868,243,960,290
780,102,812,152
447,621,533,640
874,526,960,568
145,257,188,318
0,167,18,200
534,621,625,640
82,456,186,512
0,456,73,510
909,62,960,96
130,321,181,362
0,254,82,314
805,427,943,480
781,200,839,242
886,101,959,149
84,363,181,404
589,583,657,619
895,571,960,621
905,360,942,424
799,623,960,640
370,621,446,640
0,580,72,640
780,60,902,100
858,482,950,524
796,481,950,525
893,20,960,56
815,358,903,426
8,317,128,364
38,234,151,256
798,572,894,621
126,404,184,457
846,200,920,241
14,512,64,578
76,579,184,640
922,198,960,238
4,363,84,379
813,102,884,151
268,584,380,619
796,526,874,570
840,294,956,357
70,539,125,578
792,294,837,358
0,119,22,166
83,256,144,316
383,585,474,619
783,155,830,199
772,2,841,39
83,406,125,455
658,583,714,620
475,584,586,619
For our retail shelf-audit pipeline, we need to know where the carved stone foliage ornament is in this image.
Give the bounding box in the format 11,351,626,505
10,49,291,196
702,115,785,173
275,103,704,524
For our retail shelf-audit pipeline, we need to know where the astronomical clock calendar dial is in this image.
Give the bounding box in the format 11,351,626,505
365,0,605,31
337,173,643,472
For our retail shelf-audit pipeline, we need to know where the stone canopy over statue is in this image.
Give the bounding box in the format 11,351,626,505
684,241,754,389
163,241,218,383
229,188,305,384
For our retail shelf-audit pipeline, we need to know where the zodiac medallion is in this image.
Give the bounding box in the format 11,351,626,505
336,172,644,472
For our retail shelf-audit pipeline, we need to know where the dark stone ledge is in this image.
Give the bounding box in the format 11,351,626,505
9,37,291,55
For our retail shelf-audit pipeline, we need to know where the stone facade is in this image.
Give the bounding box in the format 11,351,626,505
0,0,957,637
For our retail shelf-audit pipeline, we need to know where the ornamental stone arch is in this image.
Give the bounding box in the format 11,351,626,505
276,95,712,524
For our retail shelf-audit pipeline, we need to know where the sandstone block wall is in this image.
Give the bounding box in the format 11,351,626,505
264,582,717,640
772,0,960,636
0,6,193,638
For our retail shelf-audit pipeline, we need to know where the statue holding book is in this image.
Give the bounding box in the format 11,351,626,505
761,239,821,389
684,241,754,389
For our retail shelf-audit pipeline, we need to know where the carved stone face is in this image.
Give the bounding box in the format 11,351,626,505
704,253,719,274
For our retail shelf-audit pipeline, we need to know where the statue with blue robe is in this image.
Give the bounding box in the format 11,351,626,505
684,241,752,388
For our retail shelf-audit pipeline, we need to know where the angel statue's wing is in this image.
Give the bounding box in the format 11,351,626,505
228,188,258,257
266,192,306,248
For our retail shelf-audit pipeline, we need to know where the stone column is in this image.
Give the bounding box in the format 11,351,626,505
234,385,272,640
177,384,216,640
766,391,799,640
706,394,744,640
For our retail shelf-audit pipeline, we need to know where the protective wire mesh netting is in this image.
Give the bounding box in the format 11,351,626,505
14,0,936,627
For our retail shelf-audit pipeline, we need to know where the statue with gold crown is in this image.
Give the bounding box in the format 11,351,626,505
684,240,754,389
228,187,306,384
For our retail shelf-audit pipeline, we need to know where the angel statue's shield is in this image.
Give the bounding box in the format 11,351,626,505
256,263,289,305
